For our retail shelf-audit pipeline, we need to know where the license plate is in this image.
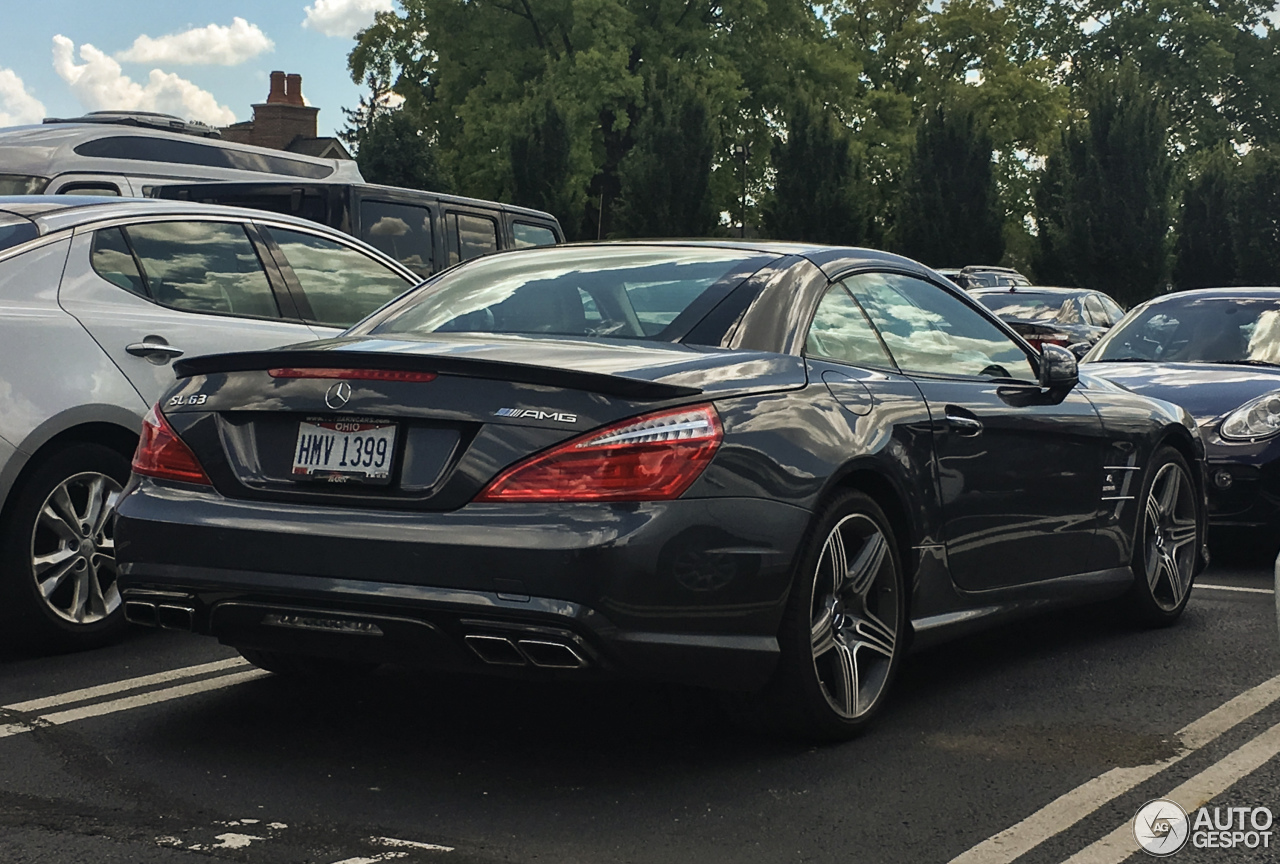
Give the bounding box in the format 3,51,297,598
292,420,396,481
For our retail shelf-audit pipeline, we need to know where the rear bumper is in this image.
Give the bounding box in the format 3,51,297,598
115,478,811,690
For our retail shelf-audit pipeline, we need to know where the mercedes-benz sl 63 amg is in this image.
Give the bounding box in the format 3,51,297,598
115,242,1208,740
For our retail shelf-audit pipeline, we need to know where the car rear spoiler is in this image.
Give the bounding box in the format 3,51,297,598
174,350,703,401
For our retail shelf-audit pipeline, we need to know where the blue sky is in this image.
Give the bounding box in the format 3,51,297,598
0,0,391,138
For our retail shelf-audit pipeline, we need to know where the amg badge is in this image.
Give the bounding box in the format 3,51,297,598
494,407,579,423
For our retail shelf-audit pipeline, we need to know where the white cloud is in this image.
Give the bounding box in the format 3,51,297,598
116,18,274,67
0,68,45,126
303,0,394,38
53,35,235,126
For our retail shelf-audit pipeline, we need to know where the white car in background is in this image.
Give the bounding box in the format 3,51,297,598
0,196,417,652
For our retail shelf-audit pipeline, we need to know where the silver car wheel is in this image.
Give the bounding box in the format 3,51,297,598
30,471,123,625
809,514,899,720
1142,461,1197,612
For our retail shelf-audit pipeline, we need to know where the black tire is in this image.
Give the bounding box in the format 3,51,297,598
766,490,907,742
0,443,131,653
1127,446,1200,626
237,647,378,680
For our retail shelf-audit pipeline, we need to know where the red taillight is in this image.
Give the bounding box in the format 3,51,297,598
477,404,723,502
268,367,438,383
132,405,211,486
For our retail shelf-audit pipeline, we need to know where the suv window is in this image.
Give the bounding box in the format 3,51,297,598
264,226,413,327
360,200,435,277
805,284,894,368
446,212,498,266
513,222,557,248
845,272,1036,381
124,221,279,318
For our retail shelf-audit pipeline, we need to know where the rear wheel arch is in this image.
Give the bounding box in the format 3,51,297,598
810,466,919,619
1,421,139,526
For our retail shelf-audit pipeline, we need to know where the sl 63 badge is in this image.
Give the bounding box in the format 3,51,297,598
167,394,208,407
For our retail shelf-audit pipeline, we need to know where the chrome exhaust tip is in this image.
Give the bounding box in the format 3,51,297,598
464,634,526,666
517,639,588,669
124,601,158,627
156,604,195,631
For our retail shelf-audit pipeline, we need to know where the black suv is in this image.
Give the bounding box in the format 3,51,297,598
153,182,563,278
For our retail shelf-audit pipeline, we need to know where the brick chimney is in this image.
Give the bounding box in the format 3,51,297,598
285,73,305,106
266,70,288,104
222,70,319,151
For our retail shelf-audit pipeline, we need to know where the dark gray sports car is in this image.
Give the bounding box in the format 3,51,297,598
115,242,1208,740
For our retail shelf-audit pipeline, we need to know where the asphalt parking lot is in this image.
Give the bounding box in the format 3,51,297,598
1,543,1277,864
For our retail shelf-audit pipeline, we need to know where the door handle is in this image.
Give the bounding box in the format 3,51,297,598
945,413,984,436
126,341,185,360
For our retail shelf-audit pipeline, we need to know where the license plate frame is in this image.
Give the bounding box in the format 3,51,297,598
291,418,397,484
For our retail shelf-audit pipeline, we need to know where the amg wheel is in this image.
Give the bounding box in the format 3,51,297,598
769,490,905,741
0,443,130,652
1128,446,1200,625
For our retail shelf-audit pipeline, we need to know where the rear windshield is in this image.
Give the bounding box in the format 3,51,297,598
364,246,772,342
977,292,1084,324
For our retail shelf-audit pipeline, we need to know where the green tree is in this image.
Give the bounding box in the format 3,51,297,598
763,102,875,245
343,108,450,192
1034,66,1175,306
1008,0,1280,151
1232,148,1280,285
1173,147,1240,289
510,100,583,239
894,100,1004,266
612,80,717,238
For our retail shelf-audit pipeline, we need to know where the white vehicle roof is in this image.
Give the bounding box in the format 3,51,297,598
0,123,363,189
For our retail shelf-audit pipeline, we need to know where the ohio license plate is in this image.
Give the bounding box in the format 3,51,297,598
292,420,396,481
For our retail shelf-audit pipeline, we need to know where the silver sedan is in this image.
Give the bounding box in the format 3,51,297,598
0,195,417,652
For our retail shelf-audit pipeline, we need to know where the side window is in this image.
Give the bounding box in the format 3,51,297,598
90,228,146,297
445,212,498,266
844,272,1037,381
805,284,894,368
513,222,557,248
360,200,434,277
124,221,279,318
264,226,414,327
1082,294,1107,326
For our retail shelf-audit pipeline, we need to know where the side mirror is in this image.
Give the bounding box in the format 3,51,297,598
1039,343,1079,390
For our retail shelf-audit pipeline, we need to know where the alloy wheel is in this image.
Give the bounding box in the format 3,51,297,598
29,471,123,625
809,514,900,720
1142,461,1198,612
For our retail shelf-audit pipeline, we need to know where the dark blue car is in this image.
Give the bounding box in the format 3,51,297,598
1085,287,1280,530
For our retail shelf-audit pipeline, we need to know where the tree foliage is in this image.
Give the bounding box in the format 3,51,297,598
894,101,1004,266
338,0,1280,300
612,80,718,238
1034,66,1175,305
510,101,582,239
1173,147,1240,289
763,102,875,246
1232,148,1280,286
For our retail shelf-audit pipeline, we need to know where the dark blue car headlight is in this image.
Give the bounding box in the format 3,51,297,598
1221,390,1280,441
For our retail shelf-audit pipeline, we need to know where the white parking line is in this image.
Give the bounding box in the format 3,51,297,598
3,657,248,713
0,668,267,739
948,672,1280,864
1196,583,1274,595
1063,718,1280,864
